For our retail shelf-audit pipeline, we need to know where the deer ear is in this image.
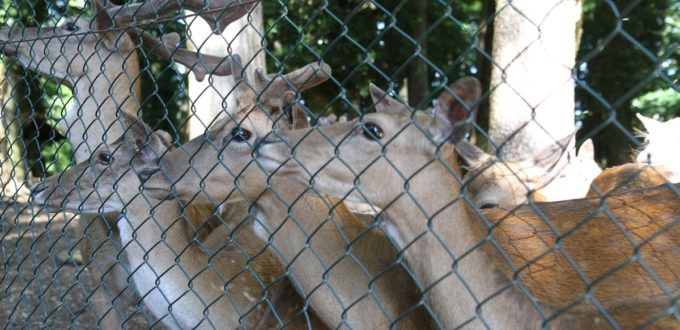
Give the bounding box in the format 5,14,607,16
369,84,407,114
637,113,661,132
137,130,171,162
434,77,481,143
578,139,595,159
282,92,309,129
119,112,152,147
530,132,574,172
455,140,492,169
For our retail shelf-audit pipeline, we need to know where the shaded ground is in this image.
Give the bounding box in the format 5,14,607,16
0,189,154,328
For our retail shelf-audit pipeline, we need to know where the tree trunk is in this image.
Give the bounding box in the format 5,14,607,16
489,0,581,160
0,61,25,195
405,0,428,108
473,0,496,149
185,5,265,138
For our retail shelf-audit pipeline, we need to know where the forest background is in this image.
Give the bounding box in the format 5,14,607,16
0,0,677,181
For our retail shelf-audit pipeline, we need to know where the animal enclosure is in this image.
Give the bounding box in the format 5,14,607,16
0,0,678,328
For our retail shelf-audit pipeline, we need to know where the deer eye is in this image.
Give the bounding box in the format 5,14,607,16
64,22,79,32
231,127,252,143
480,203,499,209
362,123,384,141
98,153,112,165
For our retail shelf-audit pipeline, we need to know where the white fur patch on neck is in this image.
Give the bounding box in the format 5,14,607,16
117,216,133,245
383,222,405,250
253,211,270,241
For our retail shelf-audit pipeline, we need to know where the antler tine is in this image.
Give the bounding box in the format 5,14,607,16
183,0,260,34
132,29,235,82
106,0,181,28
107,0,259,35
256,62,332,109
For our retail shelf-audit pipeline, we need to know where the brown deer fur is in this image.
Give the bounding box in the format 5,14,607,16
586,163,672,197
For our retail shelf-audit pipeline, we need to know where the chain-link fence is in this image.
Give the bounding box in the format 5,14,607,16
1,0,678,328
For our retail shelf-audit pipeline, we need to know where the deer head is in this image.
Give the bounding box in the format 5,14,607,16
455,134,577,209
31,112,170,213
255,78,479,207
142,58,331,202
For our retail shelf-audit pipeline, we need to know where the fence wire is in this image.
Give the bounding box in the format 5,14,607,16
0,0,678,329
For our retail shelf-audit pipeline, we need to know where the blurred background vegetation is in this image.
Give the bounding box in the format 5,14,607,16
0,0,677,179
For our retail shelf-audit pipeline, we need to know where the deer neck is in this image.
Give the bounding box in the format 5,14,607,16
381,147,541,329
117,190,266,329
254,175,411,329
65,54,142,162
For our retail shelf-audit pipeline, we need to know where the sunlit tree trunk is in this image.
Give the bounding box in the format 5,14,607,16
489,0,581,160
488,0,599,201
0,61,25,195
185,5,265,138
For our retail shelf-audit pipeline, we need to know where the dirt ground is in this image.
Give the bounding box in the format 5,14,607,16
0,189,155,328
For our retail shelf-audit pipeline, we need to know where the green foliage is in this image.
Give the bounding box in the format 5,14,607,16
577,0,678,165
136,21,190,140
2,0,677,173
263,0,481,119
40,140,72,176
633,88,680,119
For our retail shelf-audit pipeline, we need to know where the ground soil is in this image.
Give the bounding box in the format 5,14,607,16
0,189,155,328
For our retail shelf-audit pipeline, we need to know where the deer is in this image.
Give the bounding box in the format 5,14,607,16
1,0,254,327
142,58,438,328
455,136,600,209
31,111,327,329
636,113,680,182
253,82,680,328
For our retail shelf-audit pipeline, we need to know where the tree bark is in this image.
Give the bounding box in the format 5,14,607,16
0,61,25,195
489,0,581,160
185,5,265,138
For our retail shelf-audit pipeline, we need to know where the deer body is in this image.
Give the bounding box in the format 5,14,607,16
483,185,680,326
255,83,679,328
586,162,672,197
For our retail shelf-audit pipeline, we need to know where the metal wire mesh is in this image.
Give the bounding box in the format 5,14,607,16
0,0,678,328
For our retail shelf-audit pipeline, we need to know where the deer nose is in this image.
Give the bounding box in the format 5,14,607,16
138,167,160,183
31,183,47,196
30,183,49,204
